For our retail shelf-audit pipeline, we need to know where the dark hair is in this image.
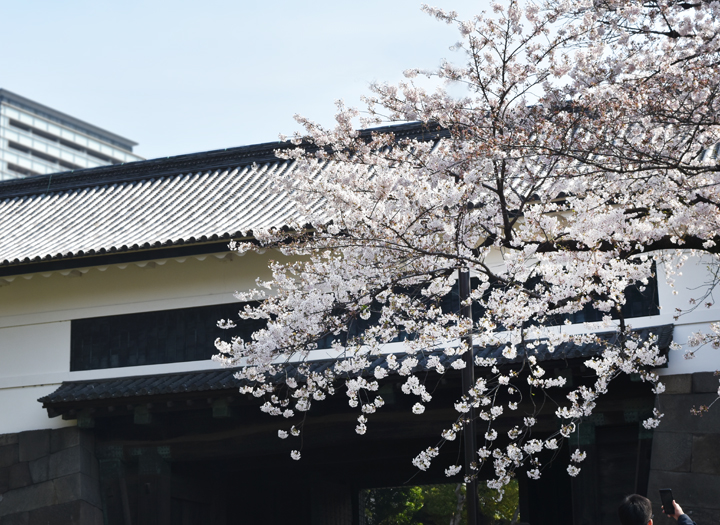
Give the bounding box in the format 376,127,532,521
618,494,653,525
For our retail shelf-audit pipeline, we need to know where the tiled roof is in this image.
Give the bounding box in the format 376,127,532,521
39,324,672,409
0,147,302,268
0,122,445,269
41,368,242,404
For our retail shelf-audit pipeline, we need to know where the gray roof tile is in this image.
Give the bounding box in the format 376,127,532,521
0,123,445,269
0,163,306,266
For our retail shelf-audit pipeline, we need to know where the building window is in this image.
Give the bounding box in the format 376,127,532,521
6,162,41,177
70,303,264,371
71,270,659,372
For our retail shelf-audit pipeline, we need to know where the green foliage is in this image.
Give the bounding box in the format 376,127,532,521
478,480,520,524
418,484,464,525
363,485,425,525
363,480,520,525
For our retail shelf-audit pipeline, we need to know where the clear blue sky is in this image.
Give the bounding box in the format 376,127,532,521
1,0,487,160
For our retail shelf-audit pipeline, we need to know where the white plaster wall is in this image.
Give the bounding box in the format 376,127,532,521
0,385,76,433
0,252,272,327
655,254,720,376
0,322,71,378
0,251,278,434
1,246,719,434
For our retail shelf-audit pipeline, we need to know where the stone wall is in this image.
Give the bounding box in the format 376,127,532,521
0,427,102,525
648,372,720,525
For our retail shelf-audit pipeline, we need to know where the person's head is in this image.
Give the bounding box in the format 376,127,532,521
618,494,653,525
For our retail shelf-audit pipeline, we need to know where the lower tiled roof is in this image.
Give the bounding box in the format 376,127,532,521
41,368,241,404
39,324,672,408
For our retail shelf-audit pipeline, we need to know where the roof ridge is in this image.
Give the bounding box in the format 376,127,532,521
0,122,444,200
0,141,291,199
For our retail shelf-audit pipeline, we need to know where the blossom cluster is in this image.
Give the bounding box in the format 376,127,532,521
215,0,720,484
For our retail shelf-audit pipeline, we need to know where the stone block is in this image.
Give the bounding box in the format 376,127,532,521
0,447,18,469
692,434,720,475
0,467,9,494
0,511,29,525
50,428,93,454
692,372,720,394
28,456,49,484
49,446,98,481
0,481,55,516
650,431,692,472
28,500,103,525
17,431,49,463
49,447,81,479
661,374,693,395
54,473,102,509
656,393,720,433
648,470,720,510
0,436,17,448
8,464,31,491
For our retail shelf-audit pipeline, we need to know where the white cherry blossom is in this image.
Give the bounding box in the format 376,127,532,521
216,0,720,488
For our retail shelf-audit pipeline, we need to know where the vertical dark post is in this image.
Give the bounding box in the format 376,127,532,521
137,448,171,525
459,267,479,525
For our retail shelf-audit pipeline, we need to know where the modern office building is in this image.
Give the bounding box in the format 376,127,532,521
0,89,143,181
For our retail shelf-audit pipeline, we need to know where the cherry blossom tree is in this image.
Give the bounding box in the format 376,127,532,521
215,0,720,503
